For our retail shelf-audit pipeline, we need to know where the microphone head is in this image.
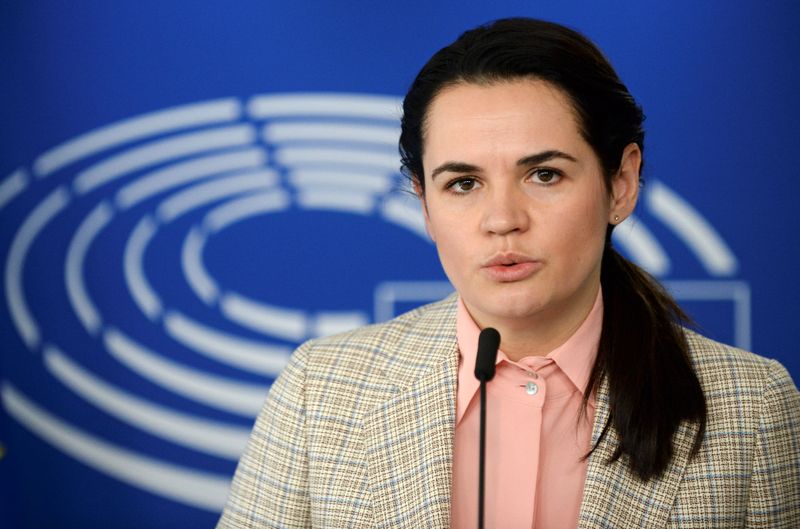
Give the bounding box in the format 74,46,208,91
474,327,500,382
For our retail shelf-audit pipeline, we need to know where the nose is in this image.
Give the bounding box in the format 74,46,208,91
479,185,530,236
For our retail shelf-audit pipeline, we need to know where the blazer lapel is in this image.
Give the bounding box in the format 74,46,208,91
578,377,700,528
362,297,459,529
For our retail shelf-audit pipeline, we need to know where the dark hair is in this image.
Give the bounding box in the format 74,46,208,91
400,17,706,481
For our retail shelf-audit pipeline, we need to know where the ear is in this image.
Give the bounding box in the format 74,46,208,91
413,178,436,242
609,143,641,224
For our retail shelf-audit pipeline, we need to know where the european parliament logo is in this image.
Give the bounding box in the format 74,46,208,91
0,92,747,512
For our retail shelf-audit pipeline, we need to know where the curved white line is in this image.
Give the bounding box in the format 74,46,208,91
297,190,375,213
44,346,250,460
276,146,399,172
247,93,402,121
203,190,290,233
164,311,291,376
4,186,70,349
380,196,429,240
1,382,230,511
34,99,242,177
290,170,393,193
73,125,257,195
220,293,307,342
65,201,114,333
221,294,370,340
264,122,400,145
157,170,279,223
312,311,369,338
181,226,219,305
647,181,738,276
124,215,162,320
115,148,268,209
104,328,268,417
611,215,671,276
0,168,29,209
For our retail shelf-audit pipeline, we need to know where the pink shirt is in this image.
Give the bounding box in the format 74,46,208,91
451,290,602,529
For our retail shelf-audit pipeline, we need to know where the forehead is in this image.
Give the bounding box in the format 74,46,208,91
422,79,586,161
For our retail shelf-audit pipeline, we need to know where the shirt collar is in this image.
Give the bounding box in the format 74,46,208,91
455,287,603,424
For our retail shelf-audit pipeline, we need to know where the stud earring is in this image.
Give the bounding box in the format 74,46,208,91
613,215,620,223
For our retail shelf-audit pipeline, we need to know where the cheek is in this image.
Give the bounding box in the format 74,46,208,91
550,197,609,262
424,199,464,245
426,212,472,275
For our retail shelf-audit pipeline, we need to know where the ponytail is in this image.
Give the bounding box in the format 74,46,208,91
585,244,707,481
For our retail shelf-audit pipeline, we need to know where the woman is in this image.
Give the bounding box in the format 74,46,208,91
218,18,799,528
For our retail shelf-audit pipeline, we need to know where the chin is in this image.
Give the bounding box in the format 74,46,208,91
478,295,550,322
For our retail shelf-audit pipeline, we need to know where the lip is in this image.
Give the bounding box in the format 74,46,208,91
481,253,542,282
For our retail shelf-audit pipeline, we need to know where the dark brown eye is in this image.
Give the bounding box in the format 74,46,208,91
457,179,476,191
532,169,561,185
449,178,479,193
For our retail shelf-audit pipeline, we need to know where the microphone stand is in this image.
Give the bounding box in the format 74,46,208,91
478,377,488,529
474,328,500,529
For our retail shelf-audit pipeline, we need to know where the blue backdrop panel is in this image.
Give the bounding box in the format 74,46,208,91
1,2,798,527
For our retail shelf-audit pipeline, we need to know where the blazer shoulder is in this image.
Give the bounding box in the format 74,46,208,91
684,330,798,432
685,329,795,389
289,294,459,386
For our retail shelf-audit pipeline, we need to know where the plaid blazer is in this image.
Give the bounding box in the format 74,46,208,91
217,295,800,528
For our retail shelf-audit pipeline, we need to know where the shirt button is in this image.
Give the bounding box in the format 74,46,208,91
525,381,539,396
526,371,539,379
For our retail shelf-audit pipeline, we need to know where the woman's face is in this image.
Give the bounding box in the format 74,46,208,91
419,79,639,335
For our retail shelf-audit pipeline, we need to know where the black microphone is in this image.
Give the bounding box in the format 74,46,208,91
475,327,500,382
474,327,500,529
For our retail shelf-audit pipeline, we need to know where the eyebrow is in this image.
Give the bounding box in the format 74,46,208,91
430,150,578,180
517,150,578,167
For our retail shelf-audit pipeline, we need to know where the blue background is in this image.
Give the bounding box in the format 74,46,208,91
2,1,799,527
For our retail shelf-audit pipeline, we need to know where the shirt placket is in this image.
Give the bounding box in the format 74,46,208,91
486,359,550,529
518,357,554,527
